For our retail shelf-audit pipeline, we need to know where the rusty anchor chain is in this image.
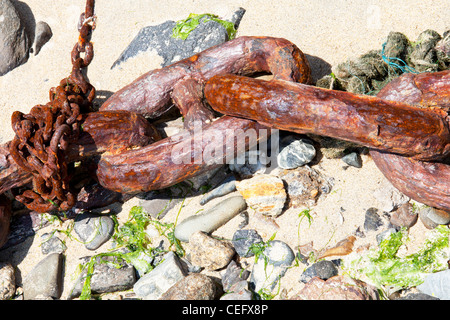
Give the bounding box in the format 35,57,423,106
9,0,96,212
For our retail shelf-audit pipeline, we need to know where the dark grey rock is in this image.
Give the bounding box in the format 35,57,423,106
277,136,316,169
341,152,362,168
232,229,263,258
69,254,136,299
40,232,66,254
112,8,245,69
1,212,50,250
73,213,115,250
32,21,52,55
221,260,250,292
299,260,339,283
138,191,181,219
0,0,30,76
364,207,384,231
133,251,187,300
23,253,63,300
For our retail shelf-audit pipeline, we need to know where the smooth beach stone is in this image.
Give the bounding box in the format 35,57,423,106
174,195,247,242
277,137,316,169
73,213,115,250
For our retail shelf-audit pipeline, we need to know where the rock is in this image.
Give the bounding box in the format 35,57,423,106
0,262,15,300
364,207,384,231
229,150,267,178
32,21,52,55
73,213,115,250
341,152,362,168
292,275,379,300
40,232,66,255
278,166,333,208
133,251,187,300
160,273,218,300
395,292,439,300
231,229,263,258
0,0,30,76
138,191,181,219
250,240,295,293
373,179,409,212
2,211,50,250
187,231,235,271
69,254,136,299
409,29,441,72
417,269,450,300
174,195,247,242
236,174,286,217
418,206,450,229
112,8,245,68
221,260,250,292
276,136,316,169
436,30,450,70
390,202,418,229
376,228,397,245
200,175,236,205
299,260,339,283
383,31,411,63
221,280,253,300
23,253,63,300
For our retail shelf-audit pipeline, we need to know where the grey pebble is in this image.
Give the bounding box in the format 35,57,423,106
73,213,115,250
23,253,63,300
299,260,339,283
342,152,362,168
174,195,247,242
200,175,236,205
32,21,52,55
231,229,263,258
277,137,316,169
364,207,384,231
417,269,450,300
40,232,66,254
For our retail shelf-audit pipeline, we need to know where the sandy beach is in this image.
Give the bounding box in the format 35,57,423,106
0,0,449,300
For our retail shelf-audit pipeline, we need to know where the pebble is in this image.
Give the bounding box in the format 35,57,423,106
40,232,66,255
32,21,52,56
363,207,384,231
200,175,237,205
299,260,339,283
133,251,187,300
221,260,250,292
236,174,287,217
276,136,316,169
187,231,235,271
389,202,418,229
418,206,450,229
0,262,15,300
160,273,219,300
23,253,63,300
0,0,30,76
138,191,181,219
395,292,440,300
292,275,379,300
376,228,397,245
69,254,136,299
417,269,450,299
278,166,333,208
174,195,247,242
341,152,362,168
250,240,294,293
73,213,115,250
373,180,410,212
231,229,263,258
112,8,245,68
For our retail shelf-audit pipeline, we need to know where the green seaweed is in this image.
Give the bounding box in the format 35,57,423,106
172,13,237,40
344,226,450,294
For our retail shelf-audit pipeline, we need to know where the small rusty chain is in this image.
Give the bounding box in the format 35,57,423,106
9,0,96,213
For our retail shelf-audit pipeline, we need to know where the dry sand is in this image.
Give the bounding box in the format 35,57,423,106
0,0,448,300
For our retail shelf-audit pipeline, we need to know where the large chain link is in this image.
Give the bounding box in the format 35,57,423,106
9,0,96,212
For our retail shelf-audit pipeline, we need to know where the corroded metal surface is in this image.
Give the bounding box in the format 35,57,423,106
204,74,450,161
370,70,450,211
